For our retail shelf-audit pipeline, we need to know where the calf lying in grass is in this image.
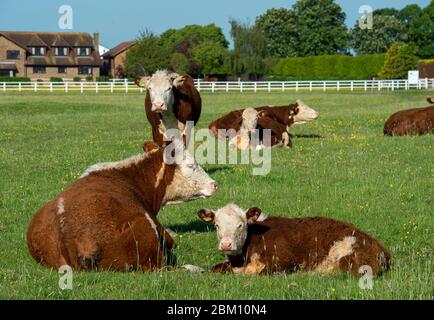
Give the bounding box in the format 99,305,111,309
27,141,217,271
198,204,391,276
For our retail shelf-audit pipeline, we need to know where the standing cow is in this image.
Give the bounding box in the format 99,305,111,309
198,204,391,276
136,70,201,146
27,141,217,271
384,98,434,136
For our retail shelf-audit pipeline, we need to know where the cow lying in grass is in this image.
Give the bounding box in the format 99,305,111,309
27,141,217,271
384,97,434,136
229,108,292,150
198,204,391,276
209,100,319,138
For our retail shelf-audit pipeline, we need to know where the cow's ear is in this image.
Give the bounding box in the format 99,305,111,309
135,76,151,89
197,209,215,224
246,207,262,224
172,75,186,88
143,141,160,154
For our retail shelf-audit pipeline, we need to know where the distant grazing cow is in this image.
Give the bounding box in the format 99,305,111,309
384,98,434,136
27,141,217,271
198,204,391,276
136,70,201,146
229,108,292,149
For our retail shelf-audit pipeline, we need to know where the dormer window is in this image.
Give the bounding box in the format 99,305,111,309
31,47,46,56
55,47,68,56
77,47,91,56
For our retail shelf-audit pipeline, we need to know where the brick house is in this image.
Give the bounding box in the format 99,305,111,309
0,31,101,80
101,41,135,78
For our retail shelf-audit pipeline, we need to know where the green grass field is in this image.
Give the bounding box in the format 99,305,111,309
0,91,433,300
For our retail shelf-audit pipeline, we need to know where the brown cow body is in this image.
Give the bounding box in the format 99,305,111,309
27,142,217,271
384,98,434,136
199,205,391,276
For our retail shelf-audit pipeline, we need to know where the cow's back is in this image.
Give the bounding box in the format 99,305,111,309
245,216,391,275
384,106,434,136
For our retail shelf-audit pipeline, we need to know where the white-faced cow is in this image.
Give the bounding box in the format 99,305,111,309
27,141,217,271
136,70,201,146
198,204,391,276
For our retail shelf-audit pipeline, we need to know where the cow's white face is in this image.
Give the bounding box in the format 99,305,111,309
241,108,259,132
198,204,262,256
138,70,185,112
293,100,320,124
163,142,218,205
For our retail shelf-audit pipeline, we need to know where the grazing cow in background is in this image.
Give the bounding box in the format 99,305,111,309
229,108,292,149
384,98,434,136
198,204,391,276
136,70,201,146
27,141,217,271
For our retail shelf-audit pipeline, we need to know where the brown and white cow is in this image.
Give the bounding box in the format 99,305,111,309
229,108,292,149
27,141,217,271
384,98,434,136
198,204,391,276
136,70,201,146
209,100,319,138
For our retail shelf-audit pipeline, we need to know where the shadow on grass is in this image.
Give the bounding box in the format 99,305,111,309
293,134,323,139
166,220,215,234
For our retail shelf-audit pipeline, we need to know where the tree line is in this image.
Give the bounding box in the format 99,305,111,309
125,0,434,80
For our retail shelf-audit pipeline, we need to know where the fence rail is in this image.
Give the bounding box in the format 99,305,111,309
0,79,433,93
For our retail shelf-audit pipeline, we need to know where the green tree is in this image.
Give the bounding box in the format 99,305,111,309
292,0,348,56
169,53,190,75
191,41,228,76
125,31,170,76
398,4,422,28
378,43,418,79
373,8,400,18
229,19,269,79
255,8,298,57
408,13,434,58
350,15,406,55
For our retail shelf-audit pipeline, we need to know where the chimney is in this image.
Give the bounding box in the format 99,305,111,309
93,32,100,52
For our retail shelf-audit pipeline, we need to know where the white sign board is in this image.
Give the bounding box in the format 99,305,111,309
408,70,419,85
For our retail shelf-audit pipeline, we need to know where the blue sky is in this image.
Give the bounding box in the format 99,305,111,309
0,0,430,48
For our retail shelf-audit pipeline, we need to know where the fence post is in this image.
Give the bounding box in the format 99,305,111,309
80,82,84,93
425,78,429,89
281,82,284,92
197,79,201,92
212,82,215,93
34,82,37,92
19,82,22,92
65,82,68,93
125,81,128,93
50,82,53,92
268,82,271,93
295,81,298,92
378,81,381,91
323,81,326,92
240,82,243,93
3,82,5,92
95,82,98,93
254,82,257,93
111,82,114,93
337,81,340,92
391,80,394,91
226,82,229,93
309,82,312,92
364,81,367,91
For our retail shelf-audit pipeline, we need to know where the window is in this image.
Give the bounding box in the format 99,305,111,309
55,47,68,56
6,50,20,59
77,47,91,56
58,67,67,74
33,66,46,74
78,66,92,74
31,47,46,56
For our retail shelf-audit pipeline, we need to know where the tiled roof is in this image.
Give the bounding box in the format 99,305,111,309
102,41,135,58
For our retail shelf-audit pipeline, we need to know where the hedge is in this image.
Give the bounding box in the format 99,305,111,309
0,77,31,82
272,54,386,80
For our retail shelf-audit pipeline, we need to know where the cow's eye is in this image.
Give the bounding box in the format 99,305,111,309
215,224,220,230
237,223,242,229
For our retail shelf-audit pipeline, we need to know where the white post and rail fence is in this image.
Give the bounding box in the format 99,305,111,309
0,78,433,94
